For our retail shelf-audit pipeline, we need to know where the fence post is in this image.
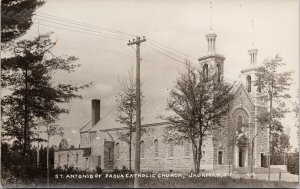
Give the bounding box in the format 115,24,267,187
279,171,281,181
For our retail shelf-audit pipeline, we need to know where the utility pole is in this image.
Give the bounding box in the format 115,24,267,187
127,36,146,188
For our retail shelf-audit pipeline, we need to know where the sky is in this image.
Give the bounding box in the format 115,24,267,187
20,0,299,149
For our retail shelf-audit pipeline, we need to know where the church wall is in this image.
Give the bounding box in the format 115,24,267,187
212,85,256,171
96,124,214,172
80,132,90,148
255,106,269,167
54,148,94,171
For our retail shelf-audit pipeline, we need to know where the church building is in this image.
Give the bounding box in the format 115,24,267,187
54,27,270,173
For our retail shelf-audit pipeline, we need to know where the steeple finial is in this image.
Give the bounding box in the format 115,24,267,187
210,0,213,31
251,18,254,47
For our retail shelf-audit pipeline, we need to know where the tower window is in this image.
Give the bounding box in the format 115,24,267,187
257,77,262,92
246,75,251,92
203,64,208,80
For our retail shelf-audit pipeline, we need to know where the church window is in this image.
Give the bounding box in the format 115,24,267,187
202,151,206,159
237,115,244,134
184,140,190,157
203,64,208,80
257,77,262,92
67,155,69,164
76,154,79,164
218,151,223,164
168,139,174,157
141,141,145,158
217,64,221,82
85,158,89,168
116,143,120,159
154,139,159,158
58,155,61,164
246,75,251,92
98,156,101,167
108,148,112,160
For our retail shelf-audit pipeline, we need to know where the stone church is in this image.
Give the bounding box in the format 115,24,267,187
54,29,269,173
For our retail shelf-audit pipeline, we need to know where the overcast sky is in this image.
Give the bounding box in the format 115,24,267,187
22,0,299,149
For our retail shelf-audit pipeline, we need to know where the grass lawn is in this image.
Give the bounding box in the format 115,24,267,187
2,171,299,188
17,176,299,188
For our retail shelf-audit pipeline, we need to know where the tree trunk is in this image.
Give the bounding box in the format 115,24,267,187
23,63,29,166
251,140,254,179
129,124,132,171
47,125,50,188
268,98,272,181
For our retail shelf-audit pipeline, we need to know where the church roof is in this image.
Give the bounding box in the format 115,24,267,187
79,120,92,132
198,53,225,62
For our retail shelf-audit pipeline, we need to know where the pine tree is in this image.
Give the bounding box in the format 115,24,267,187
1,33,89,165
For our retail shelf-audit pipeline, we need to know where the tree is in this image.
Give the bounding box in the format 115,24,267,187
162,61,234,173
1,0,45,45
46,122,64,187
59,138,69,150
292,90,299,148
115,70,143,170
255,54,293,180
1,33,89,165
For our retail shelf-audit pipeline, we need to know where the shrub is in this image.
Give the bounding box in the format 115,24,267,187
95,166,103,174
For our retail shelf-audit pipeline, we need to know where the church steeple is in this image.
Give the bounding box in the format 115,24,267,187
206,0,217,54
248,19,258,65
199,0,224,82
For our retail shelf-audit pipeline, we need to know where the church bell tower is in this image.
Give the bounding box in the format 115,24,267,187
198,0,225,81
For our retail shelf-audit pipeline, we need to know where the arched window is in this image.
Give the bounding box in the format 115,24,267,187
257,77,262,92
246,75,251,92
168,139,174,157
203,64,208,80
154,139,159,158
116,143,120,159
237,115,244,134
141,141,145,158
76,154,79,164
217,64,221,82
184,140,190,157
67,155,69,164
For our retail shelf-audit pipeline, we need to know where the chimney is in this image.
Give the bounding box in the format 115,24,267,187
91,99,100,126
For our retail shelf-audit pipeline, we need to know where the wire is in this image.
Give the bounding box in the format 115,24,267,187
146,41,186,61
33,17,131,40
147,38,197,60
142,44,187,65
34,22,128,41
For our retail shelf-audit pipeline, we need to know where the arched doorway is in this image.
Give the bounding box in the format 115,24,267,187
231,108,250,168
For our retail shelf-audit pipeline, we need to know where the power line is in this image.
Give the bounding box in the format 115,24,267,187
142,44,187,65
34,22,128,41
6,4,137,38
146,41,186,61
33,17,131,40
147,38,197,60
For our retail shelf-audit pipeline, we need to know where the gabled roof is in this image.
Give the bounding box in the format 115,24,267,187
79,120,92,132
230,81,255,107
